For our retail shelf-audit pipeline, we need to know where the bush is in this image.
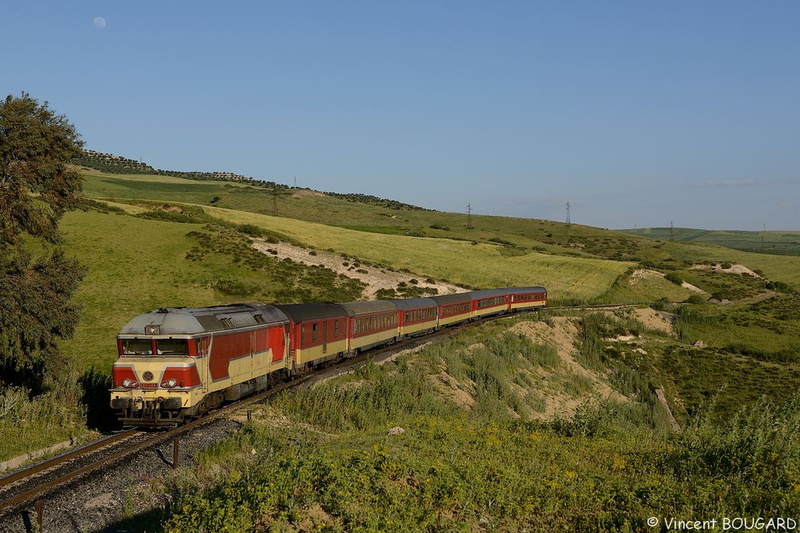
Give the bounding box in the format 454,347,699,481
684,294,707,304
650,297,670,311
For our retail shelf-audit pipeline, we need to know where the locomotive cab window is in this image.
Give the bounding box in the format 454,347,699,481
156,339,189,355
122,339,153,355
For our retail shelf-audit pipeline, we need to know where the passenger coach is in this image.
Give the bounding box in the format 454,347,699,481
275,303,349,371
391,297,438,337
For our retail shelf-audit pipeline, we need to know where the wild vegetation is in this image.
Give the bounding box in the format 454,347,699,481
623,226,800,256
0,94,89,458
3,152,800,530
78,149,288,190
153,315,800,532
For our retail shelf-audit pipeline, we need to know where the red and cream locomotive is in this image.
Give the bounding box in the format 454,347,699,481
110,287,547,427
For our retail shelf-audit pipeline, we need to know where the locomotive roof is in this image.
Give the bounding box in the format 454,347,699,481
274,303,348,322
389,297,438,310
118,304,288,336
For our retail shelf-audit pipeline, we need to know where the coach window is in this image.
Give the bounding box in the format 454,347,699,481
312,323,318,343
157,339,189,355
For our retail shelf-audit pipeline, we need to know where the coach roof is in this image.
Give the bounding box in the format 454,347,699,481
339,300,397,316
430,292,471,305
389,297,438,310
274,303,349,322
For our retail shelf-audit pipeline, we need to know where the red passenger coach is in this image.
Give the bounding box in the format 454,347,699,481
470,289,512,319
506,286,548,311
340,300,399,353
275,303,349,371
390,298,438,337
430,293,473,327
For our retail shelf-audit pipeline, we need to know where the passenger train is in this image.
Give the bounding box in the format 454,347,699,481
109,287,547,427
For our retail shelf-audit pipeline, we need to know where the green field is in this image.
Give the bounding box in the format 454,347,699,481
5,166,800,530
52,168,800,376
623,226,800,255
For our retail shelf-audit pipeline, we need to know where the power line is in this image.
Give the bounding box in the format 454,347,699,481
565,201,571,225
466,203,473,229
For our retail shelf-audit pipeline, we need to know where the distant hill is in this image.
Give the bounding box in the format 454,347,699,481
77,149,288,190
622,227,800,256
323,191,429,211
77,150,426,211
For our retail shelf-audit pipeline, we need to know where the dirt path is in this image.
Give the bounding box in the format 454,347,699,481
253,240,463,299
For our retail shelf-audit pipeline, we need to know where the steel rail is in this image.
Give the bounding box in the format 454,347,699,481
0,430,138,491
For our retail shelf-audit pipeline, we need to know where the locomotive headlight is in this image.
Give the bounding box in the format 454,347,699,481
122,378,139,388
161,378,178,388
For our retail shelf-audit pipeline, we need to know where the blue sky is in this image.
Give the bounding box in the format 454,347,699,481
3,2,799,230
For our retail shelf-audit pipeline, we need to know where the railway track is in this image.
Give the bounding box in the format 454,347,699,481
0,303,640,523
0,430,141,512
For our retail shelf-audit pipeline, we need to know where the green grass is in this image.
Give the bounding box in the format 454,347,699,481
58,210,222,372
659,344,800,418
670,297,800,359
597,268,696,303
624,227,800,255
204,206,633,301
82,168,800,290
58,209,364,374
155,316,800,531
0,377,90,461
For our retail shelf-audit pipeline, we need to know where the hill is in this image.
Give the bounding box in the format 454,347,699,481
5,167,800,529
53,167,800,376
622,226,800,256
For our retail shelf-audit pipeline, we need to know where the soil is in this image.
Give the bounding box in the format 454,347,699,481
253,240,463,299
632,308,674,334
508,318,627,420
691,263,763,278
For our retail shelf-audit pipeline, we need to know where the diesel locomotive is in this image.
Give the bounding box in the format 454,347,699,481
109,287,547,427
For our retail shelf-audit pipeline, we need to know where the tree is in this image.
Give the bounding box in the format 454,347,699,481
0,93,84,246
0,93,86,390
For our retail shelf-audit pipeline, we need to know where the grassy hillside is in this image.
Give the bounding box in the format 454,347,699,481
55,168,800,376
128,312,800,531
5,163,800,528
623,227,800,256
80,168,800,287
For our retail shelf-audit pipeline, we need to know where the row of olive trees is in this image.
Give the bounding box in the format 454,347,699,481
0,93,86,393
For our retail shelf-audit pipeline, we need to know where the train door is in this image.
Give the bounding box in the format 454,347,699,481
323,321,328,354
198,336,212,394
250,330,256,374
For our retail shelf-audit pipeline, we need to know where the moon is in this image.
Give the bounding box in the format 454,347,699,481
93,17,107,29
